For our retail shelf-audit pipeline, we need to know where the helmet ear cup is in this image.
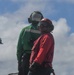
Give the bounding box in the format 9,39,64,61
28,13,33,23
28,18,32,23
48,24,54,32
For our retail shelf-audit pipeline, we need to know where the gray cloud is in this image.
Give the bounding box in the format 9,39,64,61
0,16,28,75
53,18,74,75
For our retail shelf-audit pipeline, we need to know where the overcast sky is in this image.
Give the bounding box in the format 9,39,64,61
0,0,74,75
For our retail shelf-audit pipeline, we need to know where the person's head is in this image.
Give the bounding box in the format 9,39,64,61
28,11,43,25
38,18,54,34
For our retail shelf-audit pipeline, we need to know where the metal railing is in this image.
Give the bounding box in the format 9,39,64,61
8,73,18,75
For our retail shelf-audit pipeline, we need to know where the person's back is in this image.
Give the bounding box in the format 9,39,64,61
17,11,43,75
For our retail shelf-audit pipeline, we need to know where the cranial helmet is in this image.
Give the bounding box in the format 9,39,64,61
38,18,54,32
28,11,43,23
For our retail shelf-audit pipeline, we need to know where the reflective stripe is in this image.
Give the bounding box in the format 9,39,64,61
25,29,40,34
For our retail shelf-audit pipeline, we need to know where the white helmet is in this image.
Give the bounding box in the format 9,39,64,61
28,11,43,23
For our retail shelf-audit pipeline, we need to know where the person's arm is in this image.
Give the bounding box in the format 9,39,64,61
29,35,52,72
34,35,52,64
17,29,24,62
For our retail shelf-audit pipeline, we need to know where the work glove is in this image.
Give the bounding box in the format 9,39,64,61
29,62,40,72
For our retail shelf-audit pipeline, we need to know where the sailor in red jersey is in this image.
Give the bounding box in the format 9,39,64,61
28,18,55,75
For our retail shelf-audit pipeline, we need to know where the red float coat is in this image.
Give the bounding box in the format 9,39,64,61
30,33,54,68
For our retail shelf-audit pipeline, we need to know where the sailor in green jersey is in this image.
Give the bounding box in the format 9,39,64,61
17,11,43,75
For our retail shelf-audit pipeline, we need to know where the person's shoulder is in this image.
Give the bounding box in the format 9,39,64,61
43,33,49,38
21,25,32,31
42,33,53,40
25,24,32,29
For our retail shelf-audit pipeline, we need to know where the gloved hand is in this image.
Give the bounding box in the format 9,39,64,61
29,62,40,72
